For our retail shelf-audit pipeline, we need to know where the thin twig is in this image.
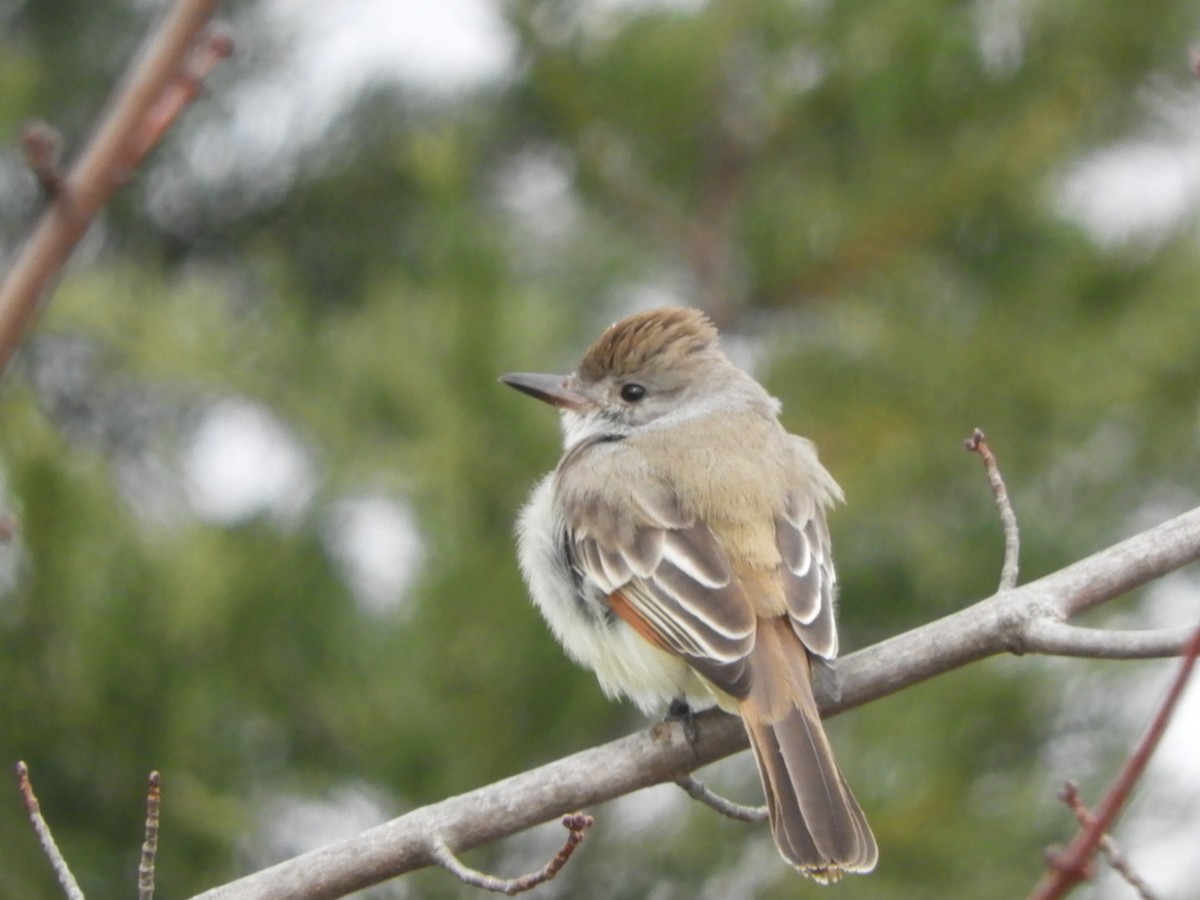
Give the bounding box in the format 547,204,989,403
965,428,1020,590
21,122,65,196
674,775,768,823
0,0,225,377
127,24,234,166
1057,782,1158,900
1020,621,1194,659
429,813,594,895
139,771,162,900
1028,623,1200,900
15,762,86,900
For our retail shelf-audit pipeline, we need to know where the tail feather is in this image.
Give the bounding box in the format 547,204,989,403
740,619,877,882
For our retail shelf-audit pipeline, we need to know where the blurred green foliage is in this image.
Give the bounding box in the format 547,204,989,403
1,1,1198,897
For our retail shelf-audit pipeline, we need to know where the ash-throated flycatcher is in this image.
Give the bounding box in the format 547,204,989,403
502,307,876,881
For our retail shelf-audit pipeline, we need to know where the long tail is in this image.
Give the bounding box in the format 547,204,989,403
739,618,877,883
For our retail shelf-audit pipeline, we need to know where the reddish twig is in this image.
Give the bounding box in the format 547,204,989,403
1057,782,1157,900
429,813,594,895
675,775,768,823
127,24,234,166
0,0,227,378
965,428,1020,591
139,771,163,900
1028,624,1200,900
15,762,86,900
21,122,65,196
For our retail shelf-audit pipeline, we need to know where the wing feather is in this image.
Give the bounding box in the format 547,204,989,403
776,496,839,659
661,525,731,588
561,438,843,695
564,477,756,698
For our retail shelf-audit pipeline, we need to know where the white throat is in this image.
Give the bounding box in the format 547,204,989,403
559,409,621,451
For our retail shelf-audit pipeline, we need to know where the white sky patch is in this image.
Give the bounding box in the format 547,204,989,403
1057,107,1200,247
182,398,316,526
971,0,1026,78
246,0,515,149
1100,659,1200,899
271,0,516,96
148,0,517,228
494,146,580,247
698,837,781,900
1135,575,1200,790
607,780,690,836
324,494,424,617
1042,565,1200,899
250,783,401,885
608,278,690,320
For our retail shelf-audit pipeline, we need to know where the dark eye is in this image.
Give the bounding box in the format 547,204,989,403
620,383,647,403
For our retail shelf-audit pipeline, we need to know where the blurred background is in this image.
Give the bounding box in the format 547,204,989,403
2,0,1199,897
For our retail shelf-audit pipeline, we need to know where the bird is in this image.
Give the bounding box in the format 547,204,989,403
501,306,877,882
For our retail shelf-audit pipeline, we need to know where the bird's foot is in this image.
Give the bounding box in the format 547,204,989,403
665,698,699,748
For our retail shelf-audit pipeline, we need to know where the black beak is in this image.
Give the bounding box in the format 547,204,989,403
500,372,590,412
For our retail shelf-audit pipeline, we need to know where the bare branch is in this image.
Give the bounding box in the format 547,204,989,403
1055,783,1158,900
429,813,593,895
128,24,234,166
1029,624,1200,900
15,762,86,900
189,505,1200,900
675,775,768,823
190,718,709,900
139,771,162,900
1021,620,1194,659
0,0,226,377
965,428,1020,590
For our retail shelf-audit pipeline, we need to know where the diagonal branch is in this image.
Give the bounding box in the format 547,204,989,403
0,0,225,377
188,503,1200,900
1028,624,1200,900
831,504,1200,712
1053,782,1158,900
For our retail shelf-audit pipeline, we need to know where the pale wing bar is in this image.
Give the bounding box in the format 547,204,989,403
777,494,838,660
